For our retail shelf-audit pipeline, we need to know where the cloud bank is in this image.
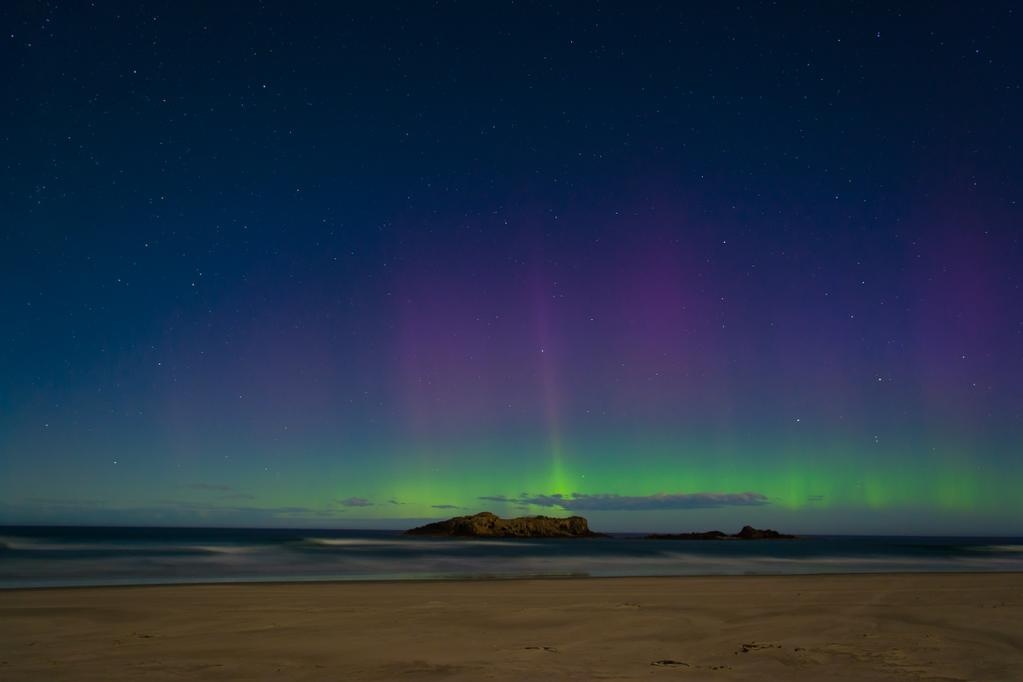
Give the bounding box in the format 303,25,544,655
478,491,770,511
338,497,374,507
188,483,235,492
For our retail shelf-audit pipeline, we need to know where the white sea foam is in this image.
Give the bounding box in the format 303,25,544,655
301,537,539,548
185,545,258,554
0,537,246,554
0,537,105,551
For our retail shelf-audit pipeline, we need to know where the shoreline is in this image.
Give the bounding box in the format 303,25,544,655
2,572,1020,680
2,568,1023,592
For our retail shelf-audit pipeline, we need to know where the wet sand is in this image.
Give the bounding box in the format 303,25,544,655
1,573,1020,680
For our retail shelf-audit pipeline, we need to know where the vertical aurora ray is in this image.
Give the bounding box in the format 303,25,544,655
531,261,570,496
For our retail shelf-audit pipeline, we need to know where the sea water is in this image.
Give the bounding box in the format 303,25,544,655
1,526,1021,588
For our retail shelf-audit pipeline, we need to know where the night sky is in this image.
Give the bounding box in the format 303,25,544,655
2,2,1021,533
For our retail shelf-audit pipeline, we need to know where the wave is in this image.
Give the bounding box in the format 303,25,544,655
3,531,1021,589
184,545,259,555
0,537,107,551
299,537,540,549
300,538,408,547
0,537,246,555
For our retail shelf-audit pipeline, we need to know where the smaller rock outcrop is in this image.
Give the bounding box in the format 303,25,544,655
734,525,795,539
405,511,604,538
645,526,796,540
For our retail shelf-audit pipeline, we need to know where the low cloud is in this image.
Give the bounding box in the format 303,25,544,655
186,484,254,502
338,497,374,507
430,504,461,510
479,491,770,511
1,499,351,525
188,483,235,492
24,497,108,508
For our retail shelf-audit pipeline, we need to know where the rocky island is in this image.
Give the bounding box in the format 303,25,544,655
405,511,605,538
646,525,796,540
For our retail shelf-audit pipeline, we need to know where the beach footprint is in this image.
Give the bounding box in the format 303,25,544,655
651,659,689,667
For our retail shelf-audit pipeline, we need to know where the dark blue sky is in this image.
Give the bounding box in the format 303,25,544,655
2,2,1021,532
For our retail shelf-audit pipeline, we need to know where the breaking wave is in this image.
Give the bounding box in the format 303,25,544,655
970,544,1023,553
299,537,539,549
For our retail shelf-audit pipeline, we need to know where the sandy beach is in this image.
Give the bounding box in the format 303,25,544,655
1,573,1020,681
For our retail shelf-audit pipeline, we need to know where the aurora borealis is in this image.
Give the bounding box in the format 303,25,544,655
2,3,1021,533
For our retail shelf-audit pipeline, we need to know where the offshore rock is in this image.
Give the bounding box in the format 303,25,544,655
405,511,604,538
735,525,795,539
646,526,796,540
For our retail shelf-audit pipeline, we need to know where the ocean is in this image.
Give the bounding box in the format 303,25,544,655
1,526,1021,589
